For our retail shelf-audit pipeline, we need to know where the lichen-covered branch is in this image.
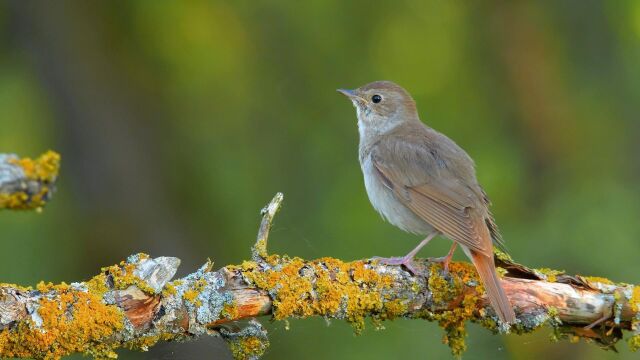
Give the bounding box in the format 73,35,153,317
0,151,60,210
1,193,639,360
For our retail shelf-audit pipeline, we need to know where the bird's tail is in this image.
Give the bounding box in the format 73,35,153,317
469,250,516,324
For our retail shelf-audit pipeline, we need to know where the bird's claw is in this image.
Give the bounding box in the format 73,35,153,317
428,255,451,275
371,256,419,275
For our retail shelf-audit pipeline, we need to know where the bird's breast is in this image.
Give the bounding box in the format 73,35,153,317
360,156,434,235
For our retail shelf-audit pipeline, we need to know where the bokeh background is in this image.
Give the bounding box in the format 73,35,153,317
1,1,639,359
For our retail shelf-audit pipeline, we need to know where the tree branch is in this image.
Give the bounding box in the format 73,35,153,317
0,152,60,210
1,190,639,359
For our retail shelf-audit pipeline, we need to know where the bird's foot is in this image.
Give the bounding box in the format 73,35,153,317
428,243,457,275
428,256,451,274
372,256,418,275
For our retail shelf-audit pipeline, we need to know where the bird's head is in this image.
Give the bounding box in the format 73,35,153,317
338,81,418,135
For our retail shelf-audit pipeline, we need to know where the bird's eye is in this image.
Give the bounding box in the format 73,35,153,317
371,94,382,103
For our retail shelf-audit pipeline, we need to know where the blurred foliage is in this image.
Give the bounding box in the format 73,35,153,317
1,0,639,359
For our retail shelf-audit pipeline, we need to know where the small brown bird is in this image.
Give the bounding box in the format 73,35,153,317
338,81,516,324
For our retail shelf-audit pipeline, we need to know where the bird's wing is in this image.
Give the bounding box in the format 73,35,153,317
480,187,507,253
370,134,493,257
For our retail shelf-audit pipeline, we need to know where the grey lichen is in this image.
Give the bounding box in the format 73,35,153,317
0,154,23,185
166,261,234,336
220,319,270,360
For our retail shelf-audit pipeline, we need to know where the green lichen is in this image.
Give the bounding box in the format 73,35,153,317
629,334,640,352
535,268,565,282
629,286,640,352
583,276,616,286
630,286,640,315
252,238,269,260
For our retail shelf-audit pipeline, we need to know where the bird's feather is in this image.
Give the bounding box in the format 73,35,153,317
369,126,495,257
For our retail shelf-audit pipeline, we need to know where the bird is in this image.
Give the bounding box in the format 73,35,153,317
338,80,516,324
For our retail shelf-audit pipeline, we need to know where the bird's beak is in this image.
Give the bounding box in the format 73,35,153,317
337,88,365,106
337,89,356,98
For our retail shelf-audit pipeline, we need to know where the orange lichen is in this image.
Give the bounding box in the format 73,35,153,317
0,283,123,359
1,151,61,210
86,273,110,296
182,278,207,307
426,263,486,358
242,256,395,334
101,257,155,295
629,286,640,352
162,282,177,297
221,302,239,320
228,335,269,360
381,299,408,320
630,286,640,313
628,336,640,352
9,151,60,183
123,333,177,352
183,289,199,303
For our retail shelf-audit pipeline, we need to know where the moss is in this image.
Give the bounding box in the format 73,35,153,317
0,281,123,359
1,151,61,210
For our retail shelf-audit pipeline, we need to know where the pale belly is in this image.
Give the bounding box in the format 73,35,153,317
361,157,434,235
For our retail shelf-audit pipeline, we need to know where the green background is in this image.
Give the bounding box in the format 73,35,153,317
1,1,639,359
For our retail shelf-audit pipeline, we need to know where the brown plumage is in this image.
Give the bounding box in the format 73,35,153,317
338,81,516,324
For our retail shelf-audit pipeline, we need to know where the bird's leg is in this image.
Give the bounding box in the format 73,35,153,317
584,312,611,330
372,232,438,275
428,242,457,274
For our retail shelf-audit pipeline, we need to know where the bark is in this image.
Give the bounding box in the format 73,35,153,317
0,186,639,359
